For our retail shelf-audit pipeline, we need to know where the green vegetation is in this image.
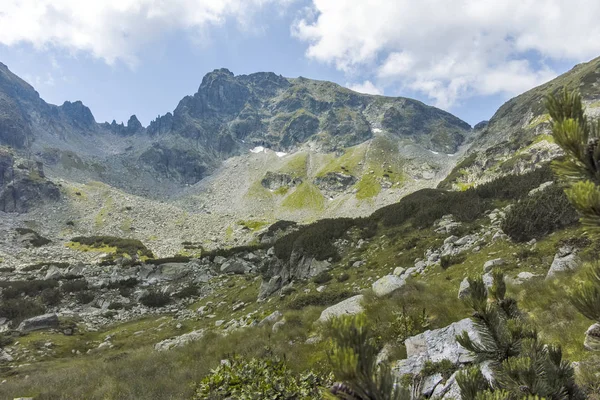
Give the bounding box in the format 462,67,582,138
195,357,330,399
282,182,325,211
355,174,382,199
14,228,51,247
501,184,578,242
67,236,154,263
456,274,582,399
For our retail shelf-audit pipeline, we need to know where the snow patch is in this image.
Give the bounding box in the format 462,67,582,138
276,152,287,157
373,128,382,133
430,150,439,155
250,146,266,153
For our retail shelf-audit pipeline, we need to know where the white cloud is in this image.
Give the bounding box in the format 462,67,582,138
346,80,382,95
292,0,600,108
0,0,289,66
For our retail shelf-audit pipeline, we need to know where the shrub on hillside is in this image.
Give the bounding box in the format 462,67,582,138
287,289,354,310
501,184,578,242
440,254,466,269
0,279,59,299
312,271,333,284
75,291,95,304
70,236,154,259
61,279,88,293
0,298,45,324
139,291,170,308
194,357,331,399
41,288,61,306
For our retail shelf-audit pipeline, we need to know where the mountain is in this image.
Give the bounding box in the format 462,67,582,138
440,56,600,189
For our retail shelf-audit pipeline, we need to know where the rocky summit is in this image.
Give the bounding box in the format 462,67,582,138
1,56,600,400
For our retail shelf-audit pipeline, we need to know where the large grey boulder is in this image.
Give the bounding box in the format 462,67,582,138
395,318,481,376
547,246,580,279
372,275,406,297
154,329,205,351
258,310,283,327
483,258,505,273
318,295,364,323
584,323,600,351
457,277,471,299
220,258,254,274
17,313,59,333
0,349,13,363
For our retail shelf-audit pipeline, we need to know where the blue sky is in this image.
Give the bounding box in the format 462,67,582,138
1,1,599,127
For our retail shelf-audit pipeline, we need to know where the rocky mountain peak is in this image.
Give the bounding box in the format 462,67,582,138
59,100,96,129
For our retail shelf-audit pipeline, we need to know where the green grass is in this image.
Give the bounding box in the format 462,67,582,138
355,174,382,199
315,145,366,177
526,113,551,129
237,219,270,231
281,183,325,211
278,152,308,177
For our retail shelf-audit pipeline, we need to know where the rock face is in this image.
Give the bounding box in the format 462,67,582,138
0,149,60,213
547,246,580,279
314,172,357,193
483,258,505,273
372,275,407,297
154,329,205,351
261,171,302,191
394,318,481,376
584,323,600,351
318,295,364,322
17,313,59,333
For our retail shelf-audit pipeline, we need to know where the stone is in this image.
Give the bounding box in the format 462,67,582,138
258,310,283,327
352,260,365,268
44,266,62,280
0,349,13,363
393,267,406,277
316,285,326,293
584,323,600,351
444,235,459,245
372,275,406,297
272,319,286,333
220,258,253,274
318,295,364,323
215,320,225,327
482,272,494,289
17,313,59,333
547,246,580,279
421,373,444,397
458,277,471,299
483,258,505,273
154,329,205,351
431,371,461,400
394,318,481,376
513,272,537,284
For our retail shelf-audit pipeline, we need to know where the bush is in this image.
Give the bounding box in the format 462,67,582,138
440,254,466,269
0,279,59,299
41,288,61,306
105,278,139,290
337,272,350,283
421,359,457,380
194,357,330,399
75,291,95,304
501,184,579,242
174,285,199,299
15,228,51,247
287,290,354,310
0,298,45,324
69,236,154,260
61,280,88,293
139,291,170,308
312,271,333,285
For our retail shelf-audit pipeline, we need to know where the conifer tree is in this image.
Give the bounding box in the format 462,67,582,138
325,315,409,400
545,90,600,324
456,273,582,400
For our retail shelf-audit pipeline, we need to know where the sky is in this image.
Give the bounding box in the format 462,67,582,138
0,1,599,127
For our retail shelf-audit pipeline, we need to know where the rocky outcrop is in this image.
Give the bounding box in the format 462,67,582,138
154,329,205,351
372,275,407,297
546,246,580,279
0,150,60,213
314,172,357,193
394,318,481,376
261,172,302,191
17,313,59,333
318,295,364,322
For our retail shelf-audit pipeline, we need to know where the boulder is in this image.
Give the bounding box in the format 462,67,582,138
457,277,470,299
44,266,63,280
513,271,538,284
584,323,600,351
483,258,505,273
318,295,364,323
17,313,59,333
393,267,406,277
430,371,461,399
372,275,406,297
220,258,254,274
0,349,13,363
258,310,283,327
154,329,205,351
394,318,481,376
547,246,580,279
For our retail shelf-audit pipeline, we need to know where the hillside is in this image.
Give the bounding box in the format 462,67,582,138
440,56,600,190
